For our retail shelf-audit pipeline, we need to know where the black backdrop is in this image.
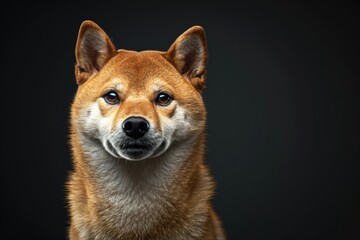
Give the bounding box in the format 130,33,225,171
2,1,359,239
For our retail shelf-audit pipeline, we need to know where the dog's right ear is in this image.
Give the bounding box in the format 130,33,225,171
75,20,116,85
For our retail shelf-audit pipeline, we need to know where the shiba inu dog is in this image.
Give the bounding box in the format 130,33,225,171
67,20,225,240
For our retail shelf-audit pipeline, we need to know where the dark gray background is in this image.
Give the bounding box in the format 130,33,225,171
2,1,359,239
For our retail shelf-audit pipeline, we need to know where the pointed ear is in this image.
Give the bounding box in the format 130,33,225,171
165,26,208,91
75,20,116,85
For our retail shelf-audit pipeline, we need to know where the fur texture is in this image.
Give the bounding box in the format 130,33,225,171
67,20,225,240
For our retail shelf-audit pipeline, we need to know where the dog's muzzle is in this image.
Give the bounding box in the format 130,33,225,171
105,116,168,161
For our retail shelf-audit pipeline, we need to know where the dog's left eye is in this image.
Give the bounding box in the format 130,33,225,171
155,92,173,106
103,91,120,105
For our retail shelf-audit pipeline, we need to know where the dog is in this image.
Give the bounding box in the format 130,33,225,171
67,20,225,240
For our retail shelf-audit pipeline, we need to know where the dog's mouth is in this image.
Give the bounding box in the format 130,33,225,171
121,142,151,152
117,139,155,160
105,136,168,161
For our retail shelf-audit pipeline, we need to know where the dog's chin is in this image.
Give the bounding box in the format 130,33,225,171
109,139,168,161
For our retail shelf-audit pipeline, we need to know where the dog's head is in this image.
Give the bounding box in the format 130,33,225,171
71,20,208,161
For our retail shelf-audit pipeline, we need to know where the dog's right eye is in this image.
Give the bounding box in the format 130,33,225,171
103,91,120,105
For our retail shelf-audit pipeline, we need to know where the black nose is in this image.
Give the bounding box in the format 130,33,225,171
122,117,150,139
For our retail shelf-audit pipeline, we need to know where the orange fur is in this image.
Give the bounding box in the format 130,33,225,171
67,20,225,239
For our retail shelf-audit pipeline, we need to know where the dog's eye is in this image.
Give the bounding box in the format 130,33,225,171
103,91,120,105
155,92,173,106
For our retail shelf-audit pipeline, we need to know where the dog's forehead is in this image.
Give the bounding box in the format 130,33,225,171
103,50,178,84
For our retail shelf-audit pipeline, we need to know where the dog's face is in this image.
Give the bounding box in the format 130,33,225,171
71,21,208,161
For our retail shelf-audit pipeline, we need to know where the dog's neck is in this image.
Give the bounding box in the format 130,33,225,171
74,133,203,203
71,133,213,238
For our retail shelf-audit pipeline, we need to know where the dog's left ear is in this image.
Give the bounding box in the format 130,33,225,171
165,26,208,91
